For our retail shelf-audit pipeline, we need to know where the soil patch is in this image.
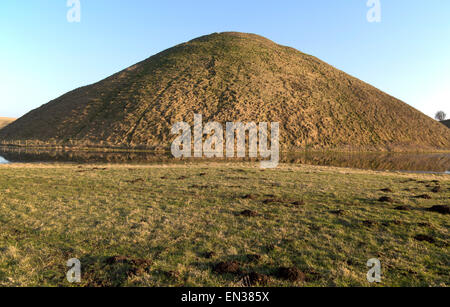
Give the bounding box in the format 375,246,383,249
242,272,270,286
414,235,435,244
379,196,394,203
275,267,306,282
240,210,259,217
426,205,449,215
213,261,241,275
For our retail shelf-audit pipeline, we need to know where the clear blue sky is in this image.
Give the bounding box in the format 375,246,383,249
1,0,449,119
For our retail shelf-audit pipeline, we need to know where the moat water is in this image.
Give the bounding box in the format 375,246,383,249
0,147,449,174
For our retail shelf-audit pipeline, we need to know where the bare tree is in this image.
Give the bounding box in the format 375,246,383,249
435,111,446,121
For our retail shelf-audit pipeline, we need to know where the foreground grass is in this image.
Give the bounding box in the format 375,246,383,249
0,162,448,287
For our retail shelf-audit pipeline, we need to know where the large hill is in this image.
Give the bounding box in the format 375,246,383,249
1,32,449,151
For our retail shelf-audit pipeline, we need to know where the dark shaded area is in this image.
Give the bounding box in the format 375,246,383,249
80,255,152,287
246,254,262,262
379,196,394,203
242,272,270,286
394,205,412,211
426,205,449,215
275,267,306,282
213,261,242,275
414,235,435,244
239,210,259,217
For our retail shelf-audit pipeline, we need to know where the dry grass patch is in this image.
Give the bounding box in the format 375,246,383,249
0,163,448,287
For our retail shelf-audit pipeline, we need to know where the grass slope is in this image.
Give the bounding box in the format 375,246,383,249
0,163,448,287
1,32,449,151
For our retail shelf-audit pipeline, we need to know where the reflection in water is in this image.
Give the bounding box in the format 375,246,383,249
0,148,449,173
283,152,450,173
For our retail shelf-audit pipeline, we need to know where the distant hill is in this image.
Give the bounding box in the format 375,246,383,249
441,120,450,129
0,117,16,130
1,32,449,151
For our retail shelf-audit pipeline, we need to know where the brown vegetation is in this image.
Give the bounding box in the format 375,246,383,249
1,32,449,151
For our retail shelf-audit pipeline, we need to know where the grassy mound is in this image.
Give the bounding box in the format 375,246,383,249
1,32,449,151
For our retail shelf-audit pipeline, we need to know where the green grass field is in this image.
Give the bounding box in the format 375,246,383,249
0,162,448,287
